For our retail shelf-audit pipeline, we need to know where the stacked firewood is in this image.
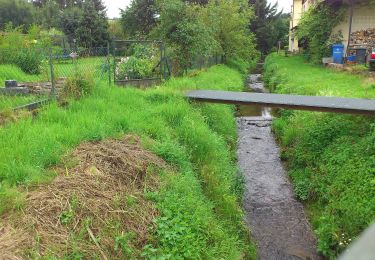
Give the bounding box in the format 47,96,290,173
350,28,375,47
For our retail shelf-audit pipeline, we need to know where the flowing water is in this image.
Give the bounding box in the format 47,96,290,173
237,68,322,259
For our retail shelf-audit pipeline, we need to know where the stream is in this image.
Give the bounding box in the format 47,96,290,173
237,67,322,259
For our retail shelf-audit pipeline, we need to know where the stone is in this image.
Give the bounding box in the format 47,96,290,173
0,87,30,95
5,80,18,88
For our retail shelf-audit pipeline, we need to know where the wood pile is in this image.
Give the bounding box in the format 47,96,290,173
350,28,375,48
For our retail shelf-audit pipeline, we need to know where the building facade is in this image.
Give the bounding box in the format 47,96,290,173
289,0,375,54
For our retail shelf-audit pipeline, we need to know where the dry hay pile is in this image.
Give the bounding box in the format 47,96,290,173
0,135,166,259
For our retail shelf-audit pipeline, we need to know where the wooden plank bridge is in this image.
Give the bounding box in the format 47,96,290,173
186,90,375,115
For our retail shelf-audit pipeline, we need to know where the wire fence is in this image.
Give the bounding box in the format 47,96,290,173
190,55,223,70
0,46,111,116
0,42,222,118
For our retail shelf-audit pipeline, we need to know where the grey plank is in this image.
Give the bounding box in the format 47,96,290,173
186,90,375,115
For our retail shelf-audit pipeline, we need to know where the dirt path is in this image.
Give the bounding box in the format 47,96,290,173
237,74,322,259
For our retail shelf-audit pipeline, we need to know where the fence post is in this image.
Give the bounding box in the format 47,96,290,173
49,48,55,98
159,42,163,80
113,39,117,85
107,41,111,86
163,43,167,80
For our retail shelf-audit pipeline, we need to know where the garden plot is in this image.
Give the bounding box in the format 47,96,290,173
114,42,166,87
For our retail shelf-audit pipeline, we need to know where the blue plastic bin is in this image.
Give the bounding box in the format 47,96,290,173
332,44,344,64
347,55,356,62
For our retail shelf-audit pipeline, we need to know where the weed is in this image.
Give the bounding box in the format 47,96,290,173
61,72,94,100
114,232,136,257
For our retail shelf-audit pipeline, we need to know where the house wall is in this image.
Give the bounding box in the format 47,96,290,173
289,0,321,52
289,1,375,55
332,4,375,53
289,0,303,52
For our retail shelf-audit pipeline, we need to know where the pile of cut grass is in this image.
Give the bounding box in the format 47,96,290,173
0,64,257,258
264,53,375,258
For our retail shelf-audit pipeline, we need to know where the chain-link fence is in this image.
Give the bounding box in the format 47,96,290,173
51,46,111,94
190,55,223,70
113,40,170,87
0,47,52,114
0,45,111,118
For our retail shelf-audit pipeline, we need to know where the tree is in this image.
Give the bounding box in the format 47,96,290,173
60,7,82,45
76,0,109,47
0,0,35,30
120,0,157,37
153,0,217,71
202,0,258,62
34,0,61,29
59,0,109,47
249,0,283,54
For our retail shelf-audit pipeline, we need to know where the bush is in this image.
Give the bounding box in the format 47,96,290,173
0,25,50,75
296,5,345,63
14,48,44,75
116,56,154,80
62,72,94,100
116,43,158,80
226,58,254,76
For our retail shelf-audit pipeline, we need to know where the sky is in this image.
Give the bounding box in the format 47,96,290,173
104,0,292,19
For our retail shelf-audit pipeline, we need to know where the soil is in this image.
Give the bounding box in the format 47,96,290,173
0,135,166,259
237,72,322,259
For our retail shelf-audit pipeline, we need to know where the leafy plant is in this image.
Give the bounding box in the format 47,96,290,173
296,4,345,63
60,196,79,225
116,56,154,80
114,232,135,257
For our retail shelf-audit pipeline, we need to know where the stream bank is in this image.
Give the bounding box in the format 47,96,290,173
237,69,321,259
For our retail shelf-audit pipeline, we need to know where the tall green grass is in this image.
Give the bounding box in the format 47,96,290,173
0,65,256,258
264,54,375,258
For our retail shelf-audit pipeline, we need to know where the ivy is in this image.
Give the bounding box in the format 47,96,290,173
296,4,346,64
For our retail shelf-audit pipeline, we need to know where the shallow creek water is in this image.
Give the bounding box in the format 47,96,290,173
237,70,322,259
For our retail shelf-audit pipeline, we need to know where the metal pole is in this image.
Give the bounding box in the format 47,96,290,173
346,3,354,58
160,42,163,80
107,41,111,86
49,48,55,98
163,44,167,80
113,39,116,85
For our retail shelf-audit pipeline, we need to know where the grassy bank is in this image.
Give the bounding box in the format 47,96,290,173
264,54,375,258
0,64,257,258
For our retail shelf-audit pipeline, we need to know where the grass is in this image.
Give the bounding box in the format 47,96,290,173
0,64,257,258
264,54,375,98
264,53,375,258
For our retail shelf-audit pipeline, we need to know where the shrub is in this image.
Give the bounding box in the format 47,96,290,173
226,58,254,76
61,72,94,100
116,56,154,80
115,43,158,80
296,5,345,63
14,48,44,75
